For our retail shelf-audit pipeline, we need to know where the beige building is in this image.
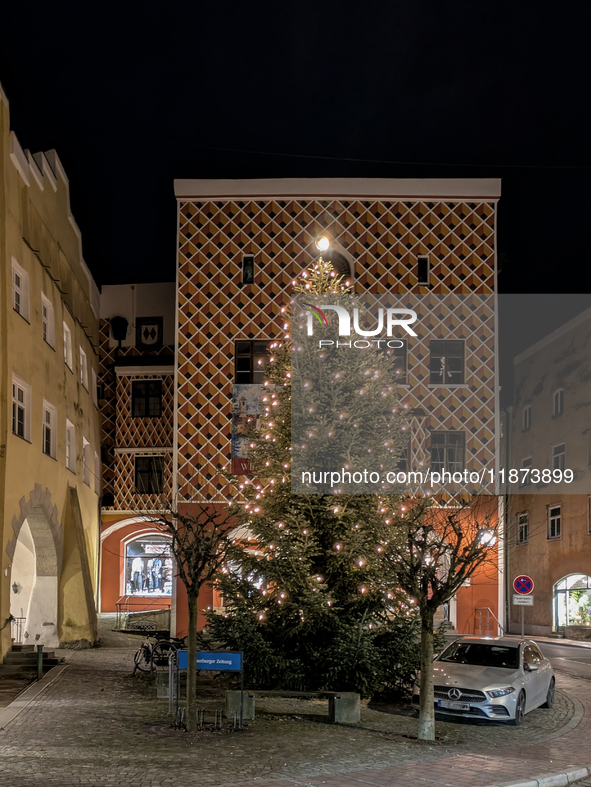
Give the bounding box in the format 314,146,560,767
0,83,100,657
507,305,591,639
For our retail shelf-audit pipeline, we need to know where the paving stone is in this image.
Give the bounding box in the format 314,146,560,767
0,617,589,787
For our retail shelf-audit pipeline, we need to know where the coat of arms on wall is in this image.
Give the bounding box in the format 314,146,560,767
136,317,164,350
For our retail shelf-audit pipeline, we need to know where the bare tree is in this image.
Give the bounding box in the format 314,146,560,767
382,495,498,740
146,502,234,732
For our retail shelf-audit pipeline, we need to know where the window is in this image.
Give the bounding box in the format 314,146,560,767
131,380,163,417
135,456,164,494
430,431,465,473
125,536,172,596
548,504,561,539
42,400,57,459
83,438,91,486
94,452,100,495
41,293,55,347
553,389,564,417
242,255,255,284
235,340,272,384
522,405,531,432
11,375,31,441
65,420,76,472
80,348,88,390
552,443,566,471
523,645,542,666
92,369,98,407
429,340,464,385
392,341,407,384
12,259,29,321
417,255,430,285
517,512,529,544
520,456,532,487
63,322,73,369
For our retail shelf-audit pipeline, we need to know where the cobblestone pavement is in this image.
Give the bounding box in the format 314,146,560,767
0,620,589,787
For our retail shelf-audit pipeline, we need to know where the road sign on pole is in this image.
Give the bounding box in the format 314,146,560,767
513,575,534,595
513,594,534,606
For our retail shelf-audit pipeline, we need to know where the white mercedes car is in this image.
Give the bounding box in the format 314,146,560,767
412,637,555,725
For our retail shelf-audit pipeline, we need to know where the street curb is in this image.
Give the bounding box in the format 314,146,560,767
483,765,591,787
0,664,68,731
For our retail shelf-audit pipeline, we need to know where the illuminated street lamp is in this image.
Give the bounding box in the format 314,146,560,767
315,235,330,252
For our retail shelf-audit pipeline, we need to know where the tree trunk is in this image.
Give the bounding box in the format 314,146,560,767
418,608,435,741
186,593,198,732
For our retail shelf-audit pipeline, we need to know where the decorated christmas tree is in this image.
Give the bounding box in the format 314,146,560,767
206,256,430,696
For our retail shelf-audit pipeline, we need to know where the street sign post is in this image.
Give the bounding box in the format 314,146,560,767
172,650,245,728
513,594,534,606
513,576,534,636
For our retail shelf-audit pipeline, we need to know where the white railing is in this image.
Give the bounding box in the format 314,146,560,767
475,607,504,637
11,616,25,644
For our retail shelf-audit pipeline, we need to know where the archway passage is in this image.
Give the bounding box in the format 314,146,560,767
554,574,591,631
10,509,60,647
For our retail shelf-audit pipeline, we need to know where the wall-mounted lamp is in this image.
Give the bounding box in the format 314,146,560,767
12,582,19,594
315,235,330,252
478,528,497,547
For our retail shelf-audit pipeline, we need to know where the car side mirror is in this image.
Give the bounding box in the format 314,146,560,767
525,663,539,672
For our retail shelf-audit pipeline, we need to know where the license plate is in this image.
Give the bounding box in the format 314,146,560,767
438,700,470,711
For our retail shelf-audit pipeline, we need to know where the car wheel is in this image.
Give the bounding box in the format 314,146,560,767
509,690,525,726
542,678,555,709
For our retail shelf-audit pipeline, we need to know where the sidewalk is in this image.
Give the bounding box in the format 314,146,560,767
0,625,589,787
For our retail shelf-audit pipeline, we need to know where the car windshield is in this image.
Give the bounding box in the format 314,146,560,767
438,642,519,669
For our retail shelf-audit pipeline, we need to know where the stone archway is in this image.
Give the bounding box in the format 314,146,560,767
6,484,62,647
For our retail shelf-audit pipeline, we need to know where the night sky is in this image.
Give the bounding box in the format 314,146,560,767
2,4,591,320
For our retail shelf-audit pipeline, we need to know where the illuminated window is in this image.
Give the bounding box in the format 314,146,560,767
125,536,172,596
429,341,464,385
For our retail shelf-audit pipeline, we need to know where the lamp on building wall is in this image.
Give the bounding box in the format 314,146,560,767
315,235,330,252
12,582,19,594
477,528,497,547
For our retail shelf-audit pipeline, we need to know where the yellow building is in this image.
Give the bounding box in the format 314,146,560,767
0,83,100,657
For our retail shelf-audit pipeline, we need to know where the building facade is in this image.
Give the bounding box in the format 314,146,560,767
98,283,177,622
173,178,503,637
0,83,101,656
507,306,591,639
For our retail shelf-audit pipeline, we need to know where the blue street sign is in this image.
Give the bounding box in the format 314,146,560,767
176,650,242,671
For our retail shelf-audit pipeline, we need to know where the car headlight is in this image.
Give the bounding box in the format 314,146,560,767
487,687,515,698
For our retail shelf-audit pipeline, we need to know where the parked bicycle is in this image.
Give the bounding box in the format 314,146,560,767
132,632,186,676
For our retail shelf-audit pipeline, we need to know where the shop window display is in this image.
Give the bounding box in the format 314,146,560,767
125,536,172,595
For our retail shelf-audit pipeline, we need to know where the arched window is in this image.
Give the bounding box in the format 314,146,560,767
125,535,173,596
553,574,591,629
326,250,352,280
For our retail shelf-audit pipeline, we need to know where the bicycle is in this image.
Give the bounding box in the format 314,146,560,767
132,633,186,676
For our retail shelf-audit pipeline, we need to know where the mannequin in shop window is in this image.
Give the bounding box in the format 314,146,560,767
131,556,143,592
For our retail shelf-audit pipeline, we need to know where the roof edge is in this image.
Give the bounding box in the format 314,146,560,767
174,177,502,200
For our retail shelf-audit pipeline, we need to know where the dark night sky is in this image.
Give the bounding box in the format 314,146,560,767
2,1,591,312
